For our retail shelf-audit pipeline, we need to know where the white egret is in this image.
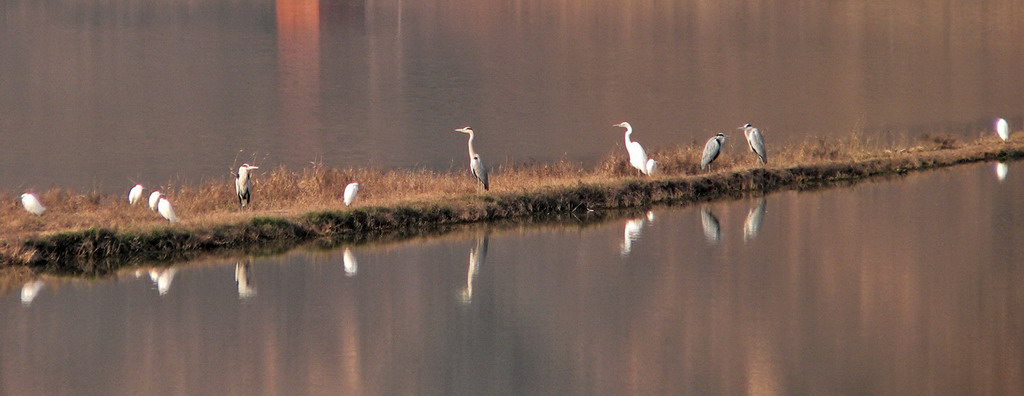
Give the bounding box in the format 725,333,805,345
996,118,1009,141
343,247,358,277
700,207,721,244
234,164,259,208
454,127,489,190
20,280,44,305
20,193,45,216
744,198,767,242
740,123,768,164
613,122,656,176
157,196,179,223
128,184,144,205
344,182,360,206
235,260,256,299
701,133,729,171
149,191,162,211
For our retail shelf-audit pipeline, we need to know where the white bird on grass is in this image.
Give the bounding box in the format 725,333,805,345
701,133,729,171
157,196,179,223
740,123,768,164
344,182,360,206
613,122,657,176
128,184,144,205
996,118,1009,141
454,127,489,191
149,191,162,211
20,193,45,216
234,164,259,208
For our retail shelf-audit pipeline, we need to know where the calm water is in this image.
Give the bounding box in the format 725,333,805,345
2,0,1024,192
2,161,1023,394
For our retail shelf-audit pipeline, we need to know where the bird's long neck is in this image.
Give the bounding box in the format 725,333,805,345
623,125,633,145
466,131,477,157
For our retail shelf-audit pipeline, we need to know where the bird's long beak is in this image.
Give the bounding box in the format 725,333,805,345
249,166,259,170
455,128,469,133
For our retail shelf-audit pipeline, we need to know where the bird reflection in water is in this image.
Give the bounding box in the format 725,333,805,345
21,279,44,306
995,161,1008,182
743,198,767,242
343,247,358,277
459,234,489,305
236,259,256,299
149,268,177,296
620,211,655,257
700,207,721,244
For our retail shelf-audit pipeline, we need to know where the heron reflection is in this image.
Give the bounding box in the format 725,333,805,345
700,207,721,244
150,268,177,296
20,279,44,305
343,247,358,277
235,259,256,299
621,211,655,256
459,235,489,305
743,198,767,242
995,162,1008,182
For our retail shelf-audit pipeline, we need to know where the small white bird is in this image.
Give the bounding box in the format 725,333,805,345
128,184,144,205
157,196,179,223
454,127,489,190
20,193,45,216
235,164,260,208
996,118,1009,141
344,182,360,206
149,191,162,211
701,133,729,171
740,123,768,164
613,122,655,176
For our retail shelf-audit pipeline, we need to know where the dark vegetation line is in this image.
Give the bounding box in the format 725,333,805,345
3,137,1023,275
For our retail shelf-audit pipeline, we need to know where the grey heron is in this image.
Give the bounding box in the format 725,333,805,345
700,133,729,171
20,193,45,216
234,164,259,208
459,235,489,304
454,127,490,191
128,184,145,205
700,207,721,244
743,198,767,242
613,122,657,176
740,123,768,164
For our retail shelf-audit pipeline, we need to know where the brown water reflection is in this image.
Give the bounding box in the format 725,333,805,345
1,0,1022,192
2,161,1023,394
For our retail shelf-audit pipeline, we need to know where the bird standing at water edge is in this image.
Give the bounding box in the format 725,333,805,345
701,133,728,171
454,127,489,191
234,164,259,208
128,184,144,205
20,193,45,216
740,123,768,164
613,122,657,176
996,118,1009,141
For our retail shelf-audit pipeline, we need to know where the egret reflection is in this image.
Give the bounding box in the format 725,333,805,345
235,260,256,299
343,247,358,277
995,162,1008,182
20,280,44,305
620,211,655,257
150,268,177,296
459,235,489,305
744,198,767,242
700,207,721,244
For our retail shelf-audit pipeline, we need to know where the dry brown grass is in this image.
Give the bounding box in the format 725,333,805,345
1,132,1020,270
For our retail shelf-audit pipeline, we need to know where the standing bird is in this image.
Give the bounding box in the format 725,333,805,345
20,193,45,216
148,191,162,211
613,122,657,176
344,182,360,206
454,127,489,191
996,118,1010,141
739,123,768,164
128,184,145,205
234,164,260,208
157,196,179,223
701,133,729,171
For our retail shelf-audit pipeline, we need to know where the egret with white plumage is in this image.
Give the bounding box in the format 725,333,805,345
344,182,360,206
20,193,45,216
613,122,657,176
128,184,145,205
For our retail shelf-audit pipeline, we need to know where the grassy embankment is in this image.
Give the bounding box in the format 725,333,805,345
1,132,1021,275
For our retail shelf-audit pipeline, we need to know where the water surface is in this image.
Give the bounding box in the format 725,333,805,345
3,161,1023,394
